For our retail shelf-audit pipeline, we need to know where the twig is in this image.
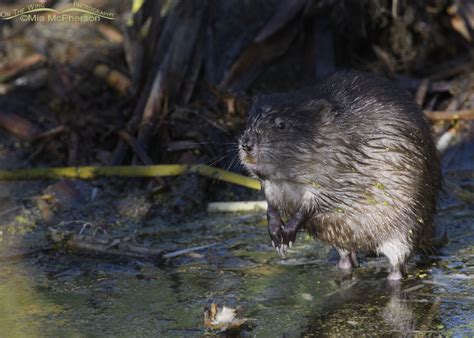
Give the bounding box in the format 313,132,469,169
94,64,132,95
391,0,399,18
424,110,474,121
136,71,166,152
49,228,163,258
0,53,45,80
401,284,425,293
97,23,124,44
0,111,41,141
35,125,66,140
207,201,267,213
163,242,222,259
49,227,225,260
0,164,261,190
415,79,429,107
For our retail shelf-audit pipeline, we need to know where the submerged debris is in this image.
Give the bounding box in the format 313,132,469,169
203,303,250,332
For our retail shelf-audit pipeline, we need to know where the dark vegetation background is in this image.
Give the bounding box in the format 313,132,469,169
0,1,473,335
0,0,473,228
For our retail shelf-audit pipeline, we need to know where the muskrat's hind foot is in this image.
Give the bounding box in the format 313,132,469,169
387,261,407,281
336,249,358,270
378,239,410,280
337,256,353,270
387,267,403,281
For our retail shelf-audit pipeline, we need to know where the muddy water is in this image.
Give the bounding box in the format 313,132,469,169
0,205,472,337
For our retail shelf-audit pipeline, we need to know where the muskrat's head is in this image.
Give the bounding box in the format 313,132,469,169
239,94,333,180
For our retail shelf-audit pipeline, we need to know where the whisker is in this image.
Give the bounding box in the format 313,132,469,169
208,152,241,191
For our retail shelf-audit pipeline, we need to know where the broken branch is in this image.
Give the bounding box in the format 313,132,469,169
0,164,261,190
424,109,474,121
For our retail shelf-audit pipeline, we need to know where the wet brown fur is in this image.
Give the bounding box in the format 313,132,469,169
240,70,442,278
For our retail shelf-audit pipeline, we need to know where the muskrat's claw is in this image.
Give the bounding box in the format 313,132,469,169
281,227,298,249
272,240,285,256
267,213,294,256
270,225,295,256
269,231,281,250
276,243,288,257
268,225,284,252
271,230,288,256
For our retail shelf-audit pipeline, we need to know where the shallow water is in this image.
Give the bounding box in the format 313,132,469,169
0,205,472,337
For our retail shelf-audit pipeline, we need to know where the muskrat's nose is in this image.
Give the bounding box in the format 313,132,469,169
241,136,253,152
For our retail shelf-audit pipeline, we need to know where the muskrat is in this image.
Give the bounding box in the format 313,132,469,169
239,70,441,280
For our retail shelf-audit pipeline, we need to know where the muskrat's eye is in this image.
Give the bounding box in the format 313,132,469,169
274,118,285,129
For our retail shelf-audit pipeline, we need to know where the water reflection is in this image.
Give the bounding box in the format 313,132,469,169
0,210,471,336
305,271,443,336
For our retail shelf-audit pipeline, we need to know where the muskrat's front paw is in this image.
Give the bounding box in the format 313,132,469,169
281,227,297,249
269,227,289,256
269,222,281,243
269,229,282,254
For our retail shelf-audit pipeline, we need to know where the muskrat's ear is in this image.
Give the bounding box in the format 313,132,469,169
303,99,335,125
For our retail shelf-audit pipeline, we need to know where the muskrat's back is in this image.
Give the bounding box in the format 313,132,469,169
306,71,440,245
239,70,441,280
